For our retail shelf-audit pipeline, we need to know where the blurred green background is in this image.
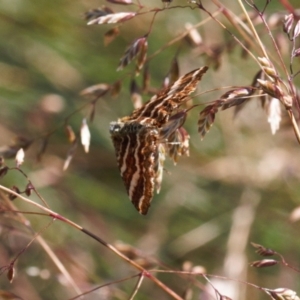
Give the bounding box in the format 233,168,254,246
1,0,300,299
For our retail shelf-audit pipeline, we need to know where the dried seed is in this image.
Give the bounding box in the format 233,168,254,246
0,166,8,178
87,12,136,25
9,186,21,201
266,97,282,135
65,125,76,143
15,148,24,167
258,57,277,80
198,99,223,140
250,259,278,268
63,139,78,171
104,27,120,46
257,79,283,99
80,83,111,99
106,0,133,4
293,47,300,57
283,95,293,108
266,288,300,300
25,183,34,196
84,8,111,21
136,39,148,74
263,67,278,79
293,20,300,39
221,87,253,110
80,119,91,153
118,37,148,71
258,56,272,68
251,242,276,256
283,14,294,35
7,266,15,283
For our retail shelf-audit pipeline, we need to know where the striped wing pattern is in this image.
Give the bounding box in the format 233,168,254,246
110,120,159,214
130,66,208,123
110,67,208,214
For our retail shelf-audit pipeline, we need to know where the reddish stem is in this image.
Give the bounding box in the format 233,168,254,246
279,0,299,18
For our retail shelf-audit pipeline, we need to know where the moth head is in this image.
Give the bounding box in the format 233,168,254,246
109,121,124,135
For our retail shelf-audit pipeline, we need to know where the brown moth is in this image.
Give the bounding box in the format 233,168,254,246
110,66,208,214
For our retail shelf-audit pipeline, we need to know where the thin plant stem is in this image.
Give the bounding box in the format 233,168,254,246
237,0,268,58
1,192,82,295
68,273,141,300
128,273,145,300
0,185,183,300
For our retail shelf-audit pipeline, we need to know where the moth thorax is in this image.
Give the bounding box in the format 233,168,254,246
121,122,144,133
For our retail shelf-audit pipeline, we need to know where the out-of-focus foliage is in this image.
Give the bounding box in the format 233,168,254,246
1,1,300,299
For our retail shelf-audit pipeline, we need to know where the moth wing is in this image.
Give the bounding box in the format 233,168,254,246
111,122,159,215
130,66,208,122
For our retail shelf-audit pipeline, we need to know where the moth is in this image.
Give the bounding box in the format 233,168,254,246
110,66,208,214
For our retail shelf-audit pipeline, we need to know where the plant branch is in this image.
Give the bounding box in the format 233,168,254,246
0,185,183,300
